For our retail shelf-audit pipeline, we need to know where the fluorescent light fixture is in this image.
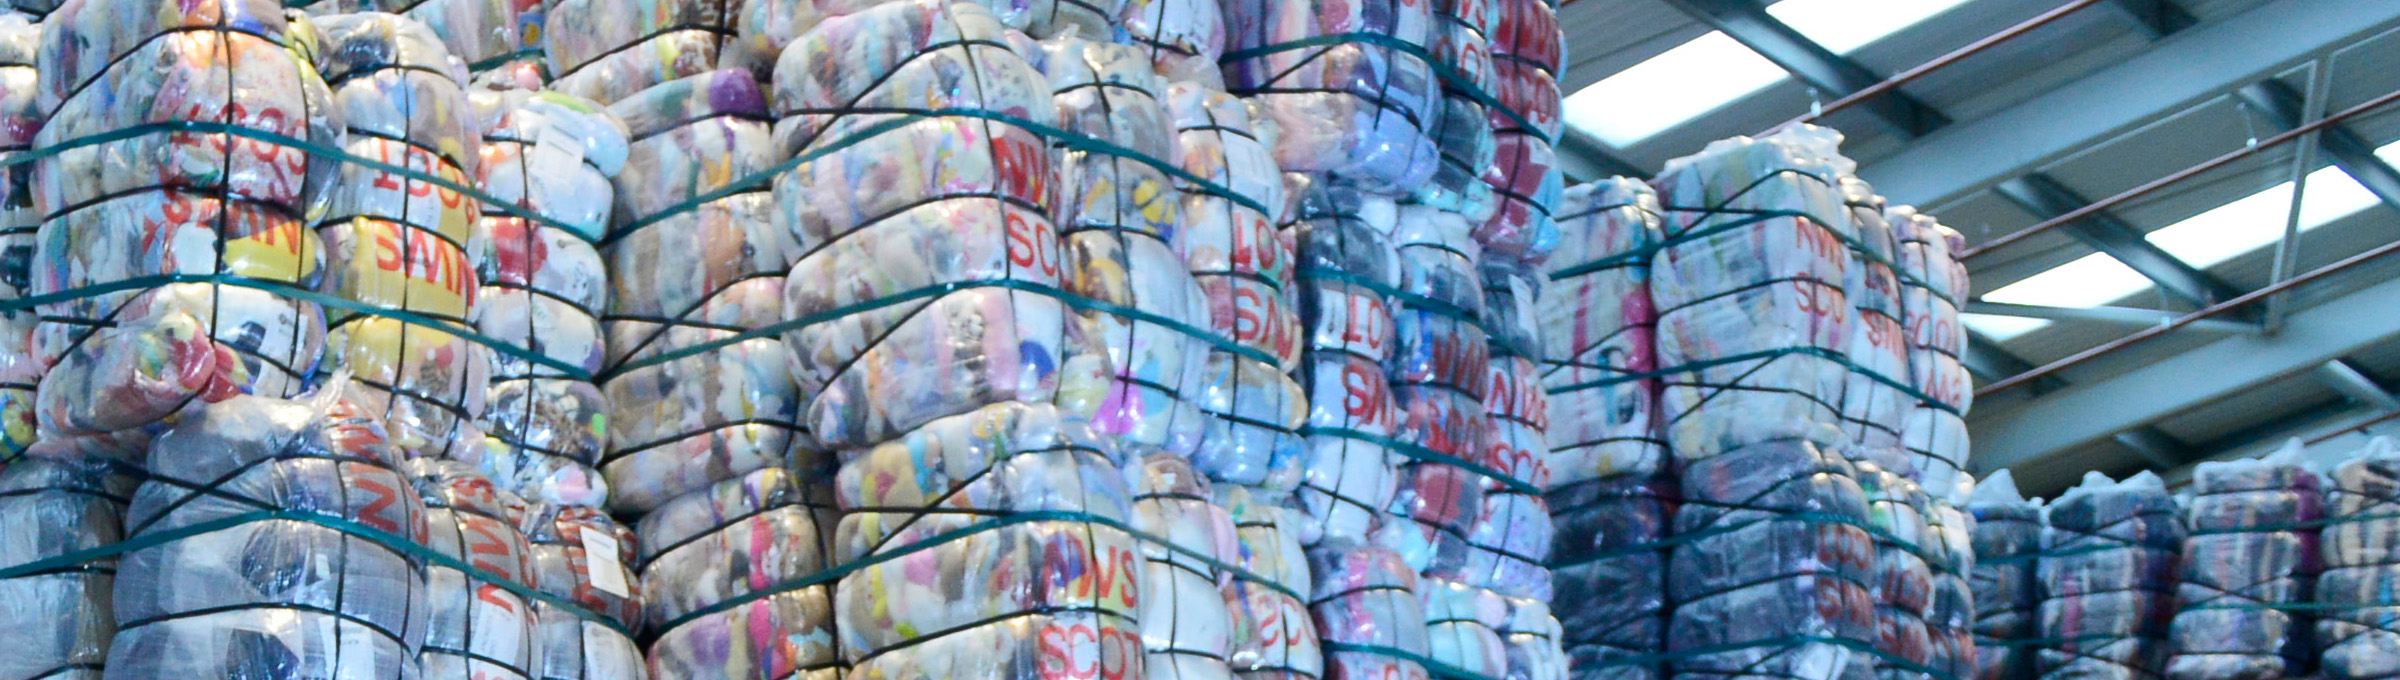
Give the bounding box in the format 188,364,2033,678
1562,31,1787,146
1962,313,2051,342
2144,165,2377,267
1766,0,1977,54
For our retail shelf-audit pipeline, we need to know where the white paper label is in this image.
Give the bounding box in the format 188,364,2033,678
580,526,631,598
533,122,586,177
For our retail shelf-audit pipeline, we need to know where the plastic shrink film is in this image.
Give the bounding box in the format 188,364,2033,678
464,84,627,507
829,402,1142,680
310,12,493,461
1216,484,1328,680
406,458,539,680
598,69,801,515
520,503,646,680
1541,179,1663,486
634,467,838,680
1669,440,1876,680
1890,207,1969,499
1862,464,1937,680
768,0,1104,450
2167,443,2321,680
1925,498,1978,680
1376,205,1491,581
2315,437,2400,680
1475,0,1562,266
1310,542,1434,680
1284,180,1402,545
1219,0,1438,195
0,12,38,462
2037,471,2183,680
542,0,744,103
1969,471,2042,680
1126,453,1243,680
1162,82,1307,495
106,391,432,678
1504,598,1570,680
1118,0,1220,84
1649,130,1854,462
1416,0,1496,220
0,455,139,680
1835,179,1909,478
292,0,519,77
28,0,341,457
1423,578,1510,680
1547,473,1673,680
1470,262,1553,602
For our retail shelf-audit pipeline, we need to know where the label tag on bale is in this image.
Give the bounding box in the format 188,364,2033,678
580,526,631,598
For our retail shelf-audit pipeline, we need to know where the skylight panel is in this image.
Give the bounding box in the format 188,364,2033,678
1562,31,1788,146
1766,0,1977,54
1962,313,2050,342
1980,252,2155,310
2145,166,2378,267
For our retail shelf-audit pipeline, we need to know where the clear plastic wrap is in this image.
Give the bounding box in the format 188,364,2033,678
2168,443,2320,680
1649,130,1854,462
466,84,627,508
1890,207,1969,499
1668,440,1875,680
1863,464,1936,680
520,502,647,680
635,467,839,680
1424,578,1511,680
107,391,431,679
542,0,742,103
0,11,39,463
1418,0,1496,220
1547,473,1673,680
0,455,138,680
1219,0,1439,194
1970,471,2042,680
1128,453,1243,680
1541,179,1663,485
2037,471,2183,680
294,0,519,73
1217,484,1327,680
598,69,801,515
1310,543,1433,680
1286,180,1403,544
1463,262,1553,601
1377,205,1492,579
2318,437,2400,680
1119,0,1223,84
1926,498,1977,680
1472,0,1561,267
1503,597,1570,680
312,11,492,461
29,0,341,454
1836,179,1909,476
407,457,539,680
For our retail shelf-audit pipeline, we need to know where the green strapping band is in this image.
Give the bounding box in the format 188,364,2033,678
1541,344,1963,418
1218,32,1553,147
1297,425,1543,496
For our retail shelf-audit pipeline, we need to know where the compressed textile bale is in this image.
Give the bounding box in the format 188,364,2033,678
597,69,802,515
2037,471,2183,680
1415,0,1496,220
2167,443,2321,680
1669,440,1876,680
1863,464,1937,680
769,0,1107,449
1310,543,1433,680
1164,82,1307,494
311,11,492,461
0,11,38,462
1503,597,1569,680
2317,437,2400,680
520,502,647,680
1970,471,2042,680
466,84,628,508
1220,0,1438,194
1127,453,1243,680
831,401,1144,680
542,0,740,102
0,455,139,680
106,392,431,678
1837,178,1910,476
1285,180,1403,544
407,458,539,680
1477,125,1560,268
29,0,341,454
1926,498,1978,680
1377,205,1492,579
1547,473,1672,680
1541,179,1663,485
1217,485,1327,680
1474,0,1561,266
1650,129,1855,462
1891,207,1969,499
1423,579,1510,680
296,0,519,74
635,467,838,680
1461,262,1553,601
1119,0,1222,83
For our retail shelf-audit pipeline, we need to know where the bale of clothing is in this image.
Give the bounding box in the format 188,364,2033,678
2167,443,2321,680
2037,471,2183,680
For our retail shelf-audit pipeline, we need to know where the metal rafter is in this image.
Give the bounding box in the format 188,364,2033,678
1657,0,1950,137
1993,172,2244,307
2109,0,2197,38
1556,128,1652,183
1965,333,2064,395
2238,80,2400,214
2315,359,2400,412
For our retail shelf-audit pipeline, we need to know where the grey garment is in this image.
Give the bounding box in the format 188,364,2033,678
1548,474,1671,680
0,456,139,680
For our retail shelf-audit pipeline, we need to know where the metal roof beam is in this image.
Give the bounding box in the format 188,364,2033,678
2113,427,2194,469
1555,128,1652,183
1860,0,2400,209
1993,173,2244,307
1963,300,2255,333
2237,80,2400,215
1965,333,2065,395
2109,0,2197,38
2315,359,2400,412
1970,270,2400,473
1657,0,1949,137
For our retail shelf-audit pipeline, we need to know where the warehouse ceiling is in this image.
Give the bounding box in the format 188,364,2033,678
1553,0,2400,496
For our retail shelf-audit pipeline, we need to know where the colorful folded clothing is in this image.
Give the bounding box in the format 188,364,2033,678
1287,180,1403,545
1970,471,2042,680
1418,0,1495,219
543,0,740,102
1119,0,1222,83
1477,128,1560,267
1548,473,1672,680
2168,442,2321,680
1891,207,1970,497
1838,178,1909,475
1218,484,1327,680
1503,597,1570,680
598,69,802,515
1462,263,1553,601
1220,0,1438,194
0,455,139,680
1650,129,1855,462
107,391,431,679
1310,543,1433,680
637,467,840,680
1379,205,1492,579
521,502,647,680
2318,437,2400,680
2038,471,2183,680
1925,498,1977,680
1542,179,1664,484
408,457,540,680
1128,453,1243,680
1669,440,1876,680
0,10,40,463
1863,464,1936,680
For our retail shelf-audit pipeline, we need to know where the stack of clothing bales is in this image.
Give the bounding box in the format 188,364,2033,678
1469,261,1556,602
542,0,741,102
1970,470,2043,680
1478,0,1562,265
0,455,137,680
1380,205,1492,582
1865,463,1937,680
0,11,38,462
294,0,519,75
1890,206,1970,501
408,457,540,679
2168,441,2321,680
2039,471,2183,680
521,502,646,679
1926,494,1978,680
1542,178,1669,680
311,12,491,461
2318,437,2400,680
1835,177,1910,477
1220,484,1328,680
1670,440,1875,680
1221,0,1435,194
1418,0,1496,218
